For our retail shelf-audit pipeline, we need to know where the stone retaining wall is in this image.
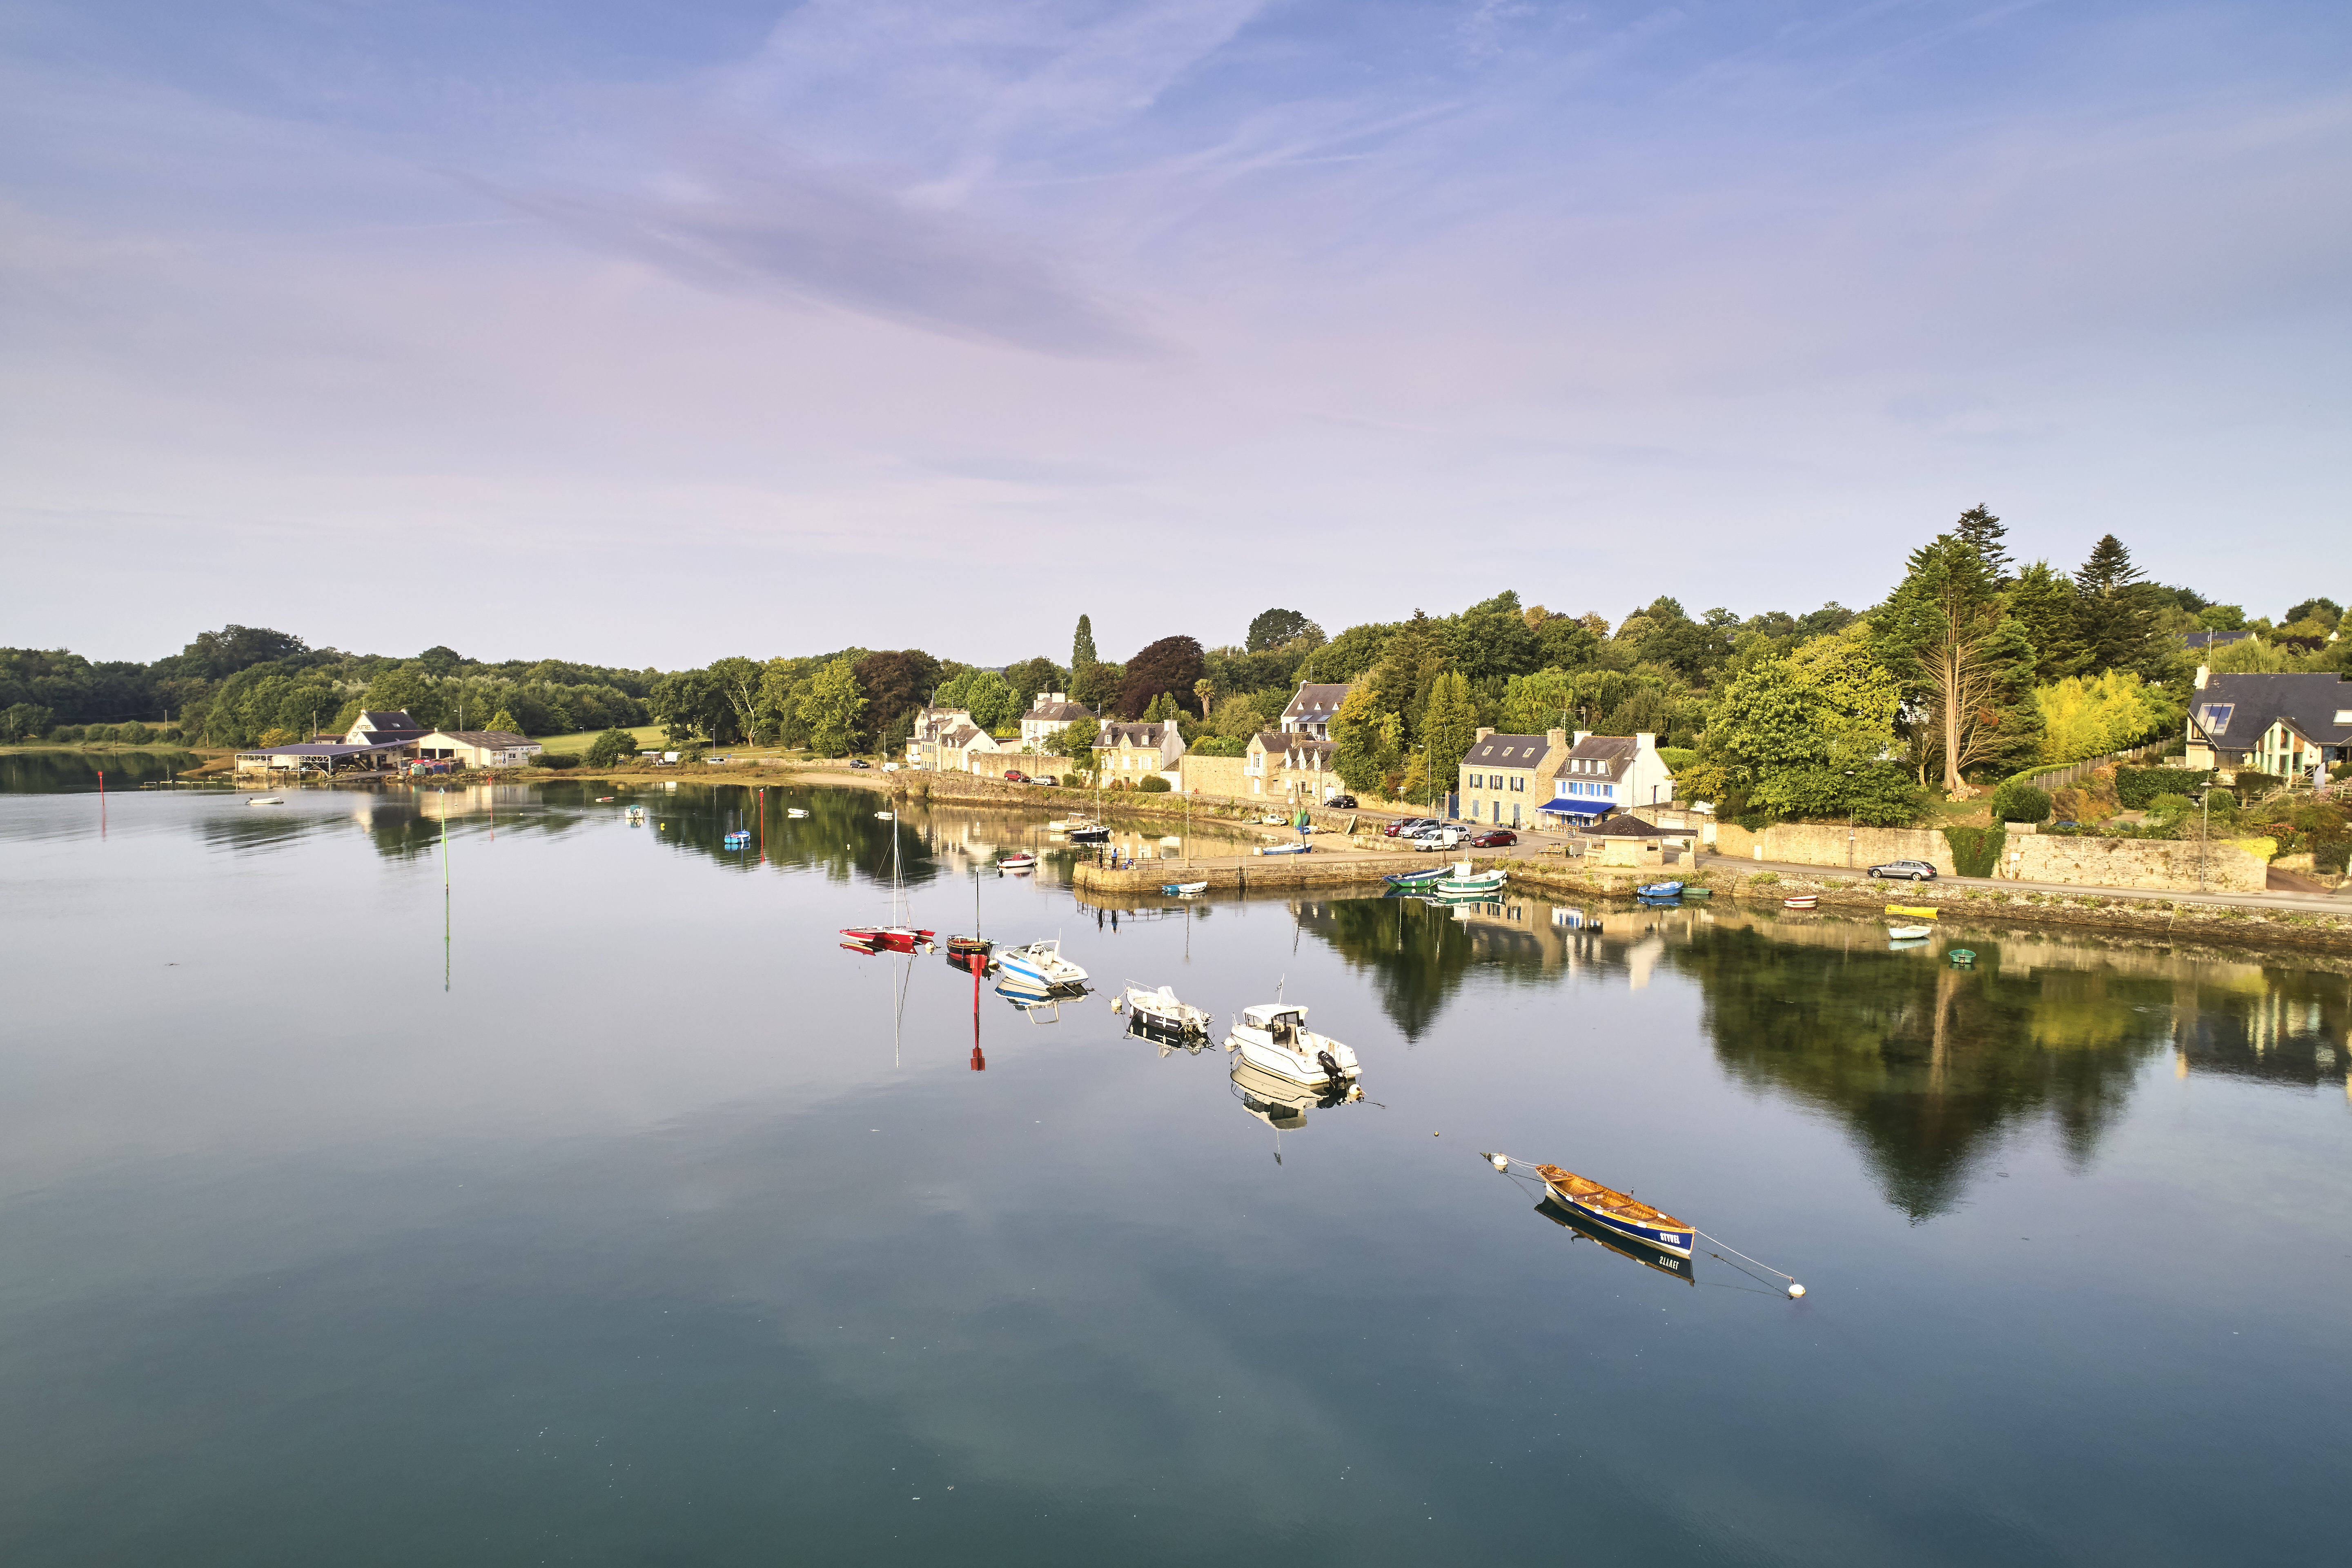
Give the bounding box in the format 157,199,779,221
1711,822,1956,874
2004,834,2270,893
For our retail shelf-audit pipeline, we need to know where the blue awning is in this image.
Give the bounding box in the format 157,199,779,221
1537,797,1610,817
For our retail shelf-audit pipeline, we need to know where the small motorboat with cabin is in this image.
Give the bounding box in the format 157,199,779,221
996,851,1039,872
1531,1163,1694,1258
996,939,1088,990
1065,819,1110,843
1435,861,1506,895
1113,981,1211,1038
1224,1003,1360,1088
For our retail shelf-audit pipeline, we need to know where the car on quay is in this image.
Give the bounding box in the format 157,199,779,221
1468,829,1517,848
1413,826,1467,851
1866,858,1938,881
1384,817,1439,837
1002,769,1031,783
846,758,872,769
1326,794,1359,810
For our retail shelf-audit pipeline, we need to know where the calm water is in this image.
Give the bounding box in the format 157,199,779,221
2,780,2346,1566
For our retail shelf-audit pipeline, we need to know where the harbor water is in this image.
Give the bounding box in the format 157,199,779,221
1,780,2345,1565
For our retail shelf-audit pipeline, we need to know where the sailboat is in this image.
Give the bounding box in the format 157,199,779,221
841,815,935,953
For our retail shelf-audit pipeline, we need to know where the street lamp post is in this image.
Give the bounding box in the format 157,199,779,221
1844,769,1856,868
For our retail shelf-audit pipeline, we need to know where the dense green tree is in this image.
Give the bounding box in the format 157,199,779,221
1688,630,1912,824
1294,621,1396,683
173,626,310,681
1445,591,1543,682
2073,533,2162,677
1874,533,2039,793
1072,659,1124,710
1246,608,1313,651
487,707,522,736
585,727,639,767
800,657,867,755
1,703,55,741
1952,505,2011,584
1002,656,1066,709
2004,561,2086,682
1328,682,1401,795
851,650,940,748
1072,615,1098,677
1420,669,1480,797
416,645,465,677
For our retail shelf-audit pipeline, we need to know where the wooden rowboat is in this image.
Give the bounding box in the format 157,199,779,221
1535,1164,1694,1258
1782,894,1818,910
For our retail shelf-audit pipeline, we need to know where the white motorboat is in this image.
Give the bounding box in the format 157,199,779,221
1113,981,1211,1037
1224,1003,1360,1087
996,939,1088,990
247,797,283,806
787,808,808,819
1230,1058,1361,1128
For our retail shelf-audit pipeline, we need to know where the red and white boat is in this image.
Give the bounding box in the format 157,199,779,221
998,851,1039,872
840,924,935,953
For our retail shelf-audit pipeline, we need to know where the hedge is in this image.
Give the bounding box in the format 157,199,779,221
1988,779,2051,824
2115,766,2212,807
1942,826,2006,878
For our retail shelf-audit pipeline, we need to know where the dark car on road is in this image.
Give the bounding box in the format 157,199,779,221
1327,795,1358,810
1866,858,1937,881
1469,829,1517,848
846,758,872,769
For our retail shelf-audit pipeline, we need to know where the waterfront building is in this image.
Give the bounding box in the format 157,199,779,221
2185,668,2352,780
906,707,1007,773
411,729,542,768
1279,682,1352,739
1459,728,1572,828
1530,732,1677,826
1095,720,1186,782
1019,692,1096,750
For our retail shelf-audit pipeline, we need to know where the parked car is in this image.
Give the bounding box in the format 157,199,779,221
1866,858,1937,881
1385,817,1439,837
1002,769,1031,783
846,758,871,770
1469,829,1517,848
1036,776,1059,787
1327,794,1358,810
1413,826,1466,851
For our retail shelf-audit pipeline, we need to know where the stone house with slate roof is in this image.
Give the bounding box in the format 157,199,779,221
2185,668,2352,781
1458,728,1571,829
1244,731,1342,801
906,706,1007,773
1019,692,1096,750
1280,682,1352,739
1096,719,1185,782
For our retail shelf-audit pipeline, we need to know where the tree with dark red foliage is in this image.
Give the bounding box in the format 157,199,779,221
852,649,941,749
1117,636,1205,719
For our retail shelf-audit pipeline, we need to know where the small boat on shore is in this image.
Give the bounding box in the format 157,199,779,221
1532,1163,1694,1258
997,851,1038,872
1225,1003,1360,1087
1637,881,1683,899
1679,885,1713,899
1162,880,1208,896
997,939,1087,989
1115,982,1212,1037
1255,841,1311,857
1888,924,1932,941
1782,894,1818,910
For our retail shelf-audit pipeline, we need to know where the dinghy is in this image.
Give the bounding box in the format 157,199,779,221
1948,948,1977,967
1532,1164,1694,1258
787,808,808,819
1887,924,1932,941
1636,881,1683,899
1224,1003,1360,1087
1384,865,1448,886
1255,841,1311,856
996,851,1038,871
247,797,283,806
1782,894,1818,910
1436,862,1506,894
996,939,1087,990
1114,982,1212,1037
1162,880,1208,896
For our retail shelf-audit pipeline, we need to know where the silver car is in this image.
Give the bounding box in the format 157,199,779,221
1866,858,1938,881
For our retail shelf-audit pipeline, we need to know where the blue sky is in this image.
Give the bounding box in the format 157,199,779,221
3,2,2346,666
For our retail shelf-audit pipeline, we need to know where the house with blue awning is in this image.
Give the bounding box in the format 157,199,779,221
1535,732,1677,823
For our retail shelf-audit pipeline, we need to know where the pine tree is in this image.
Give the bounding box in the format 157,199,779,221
1953,505,2011,583
488,707,522,736
1072,615,1098,677
2073,534,2158,676
1420,669,1480,806
2005,561,2087,683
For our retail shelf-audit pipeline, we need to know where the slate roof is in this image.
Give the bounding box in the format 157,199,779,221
2190,673,2352,752
1098,722,1170,748
1466,733,1552,768
353,710,419,732
1572,812,1688,839
432,730,536,748
1024,699,1095,723
1281,683,1352,723
1552,735,1638,779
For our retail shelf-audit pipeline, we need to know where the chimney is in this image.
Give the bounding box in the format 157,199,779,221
1546,727,1566,750
1635,731,1655,751
2193,666,2209,690
1475,727,1494,740
1573,731,1590,746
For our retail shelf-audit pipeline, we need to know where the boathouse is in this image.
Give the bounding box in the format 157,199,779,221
411,729,541,768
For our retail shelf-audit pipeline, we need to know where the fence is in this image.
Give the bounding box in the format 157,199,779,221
2011,739,2173,796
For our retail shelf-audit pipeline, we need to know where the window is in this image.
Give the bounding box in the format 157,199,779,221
1511,776,1523,792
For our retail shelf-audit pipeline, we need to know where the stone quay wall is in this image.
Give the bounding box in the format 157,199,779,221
1712,823,1957,875
2005,834,2270,893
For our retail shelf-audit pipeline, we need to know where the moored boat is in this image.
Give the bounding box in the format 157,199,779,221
996,939,1087,989
1162,880,1208,895
996,851,1038,871
1066,819,1110,843
1114,981,1212,1036
1533,1163,1694,1258
1224,1003,1360,1087
786,807,808,818
1782,894,1818,910
945,934,992,955
1255,841,1311,856
247,797,283,806
1948,947,1977,967
839,924,935,953
1637,881,1683,898
1679,885,1713,899
1435,860,1506,894
1888,924,1932,941
1384,865,1448,886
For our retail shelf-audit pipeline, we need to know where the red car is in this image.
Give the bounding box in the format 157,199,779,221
1002,769,1031,783
1469,829,1517,848
1384,817,1439,837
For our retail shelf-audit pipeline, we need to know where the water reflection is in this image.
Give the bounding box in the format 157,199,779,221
1533,1195,1697,1286
0,750,196,792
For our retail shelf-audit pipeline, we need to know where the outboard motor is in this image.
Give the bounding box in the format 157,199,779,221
1316,1048,1346,1084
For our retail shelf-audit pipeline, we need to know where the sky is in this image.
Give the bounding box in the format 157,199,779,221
2,0,2346,670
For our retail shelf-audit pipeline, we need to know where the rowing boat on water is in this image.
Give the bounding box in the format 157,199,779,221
1782,894,1818,910
1534,1163,1694,1257
1162,880,1208,895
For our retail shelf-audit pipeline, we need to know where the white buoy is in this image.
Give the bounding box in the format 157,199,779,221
1491,1154,1509,1172
1787,1283,1806,1298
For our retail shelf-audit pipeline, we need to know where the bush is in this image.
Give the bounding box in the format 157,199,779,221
2116,766,2212,808
1747,871,1780,885
535,751,580,769
1138,775,1172,792
2229,769,2281,794
1942,826,2007,878
584,727,639,768
1989,779,2052,823
1657,746,1699,773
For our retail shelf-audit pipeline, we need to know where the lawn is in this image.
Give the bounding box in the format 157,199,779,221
535,724,665,755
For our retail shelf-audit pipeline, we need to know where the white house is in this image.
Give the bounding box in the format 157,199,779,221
906,706,1007,773
1246,731,1342,800
412,729,542,768
1095,720,1186,780
1280,682,1352,739
343,709,428,745
1019,691,1095,750
1534,732,1677,825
